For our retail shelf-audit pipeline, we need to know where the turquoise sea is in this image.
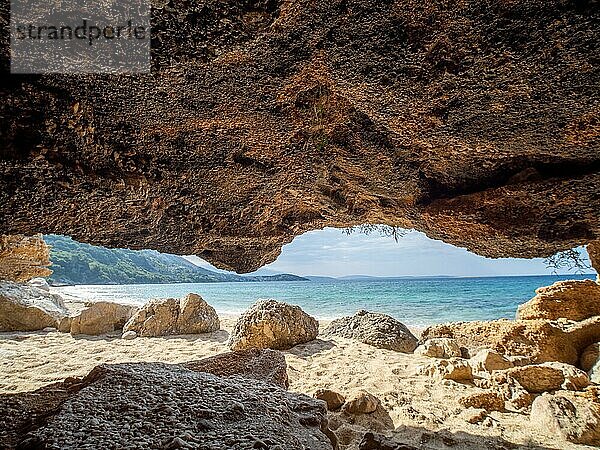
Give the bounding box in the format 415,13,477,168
53,274,594,328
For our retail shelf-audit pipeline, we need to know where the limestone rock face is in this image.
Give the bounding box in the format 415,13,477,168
417,358,473,382
70,301,138,336
414,338,461,359
421,318,600,365
1,2,599,274
530,392,600,446
228,299,318,351
323,310,417,353
15,363,335,450
184,348,289,389
469,349,513,374
581,343,600,384
314,389,346,411
0,235,51,282
0,281,67,331
123,293,219,337
495,362,589,394
458,391,505,412
517,280,600,321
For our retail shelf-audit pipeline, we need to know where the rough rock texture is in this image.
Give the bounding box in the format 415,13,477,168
69,301,138,336
517,279,600,321
494,362,589,394
414,338,461,358
315,389,346,411
184,348,289,389
469,349,513,374
8,363,335,450
358,433,417,450
123,293,219,337
228,299,318,351
0,235,51,282
323,310,417,353
530,391,600,446
458,391,505,412
417,358,473,382
342,391,380,415
0,282,67,331
581,342,600,384
1,1,599,273
421,317,600,365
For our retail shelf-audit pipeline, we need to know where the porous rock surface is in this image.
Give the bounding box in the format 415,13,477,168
69,301,138,336
494,362,589,394
517,279,600,321
581,342,600,384
184,348,289,389
421,317,600,365
0,1,599,273
322,310,417,353
417,357,473,382
414,338,461,359
13,363,335,450
0,235,51,282
469,349,513,374
123,293,219,337
0,281,68,332
228,299,318,350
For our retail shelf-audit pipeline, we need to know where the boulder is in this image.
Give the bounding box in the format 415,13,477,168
322,310,417,353
421,317,600,365
0,234,52,282
414,338,461,359
580,343,600,384
495,362,589,394
417,358,473,382
70,301,138,336
315,389,346,411
228,299,318,351
458,391,505,412
123,293,219,337
517,279,600,321
12,363,335,449
530,391,600,446
0,281,68,331
184,348,289,389
469,349,513,374
342,391,380,415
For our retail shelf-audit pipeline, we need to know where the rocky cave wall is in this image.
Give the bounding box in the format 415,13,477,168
0,0,598,272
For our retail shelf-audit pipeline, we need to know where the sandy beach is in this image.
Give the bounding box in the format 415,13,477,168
0,314,594,450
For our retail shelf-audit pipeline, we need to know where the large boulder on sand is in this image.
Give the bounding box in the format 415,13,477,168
70,301,138,336
517,279,600,321
0,234,52,282
530,391,600,446
184,348,289,389
421,317,600,365
228,299,318,351
0,281,67,331
322,310,418,353
4,363,335,450
123,293,219,337
493,362,589,394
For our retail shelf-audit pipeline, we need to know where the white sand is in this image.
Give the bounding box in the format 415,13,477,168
0,316,592,450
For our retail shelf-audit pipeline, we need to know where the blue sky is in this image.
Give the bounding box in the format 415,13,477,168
185,227,594,278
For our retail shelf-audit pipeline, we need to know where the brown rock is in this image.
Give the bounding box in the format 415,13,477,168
342,391,380,415
469,349,513,374
531,392,600,446
0,235,51,282
458,407,488,424
458,391,505,412
314,389,345,411
491,376,535,411
228,299,318,351
496,362,589,394
70,301,138,336
0,281,67,331
417,358,473,382
580,343,600,384
421,317,600,365
123,293,219,337
184,348,289,389
414,338,461,359
517,280,600,321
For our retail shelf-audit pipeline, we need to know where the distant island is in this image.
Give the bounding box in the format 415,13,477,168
44,235,308,285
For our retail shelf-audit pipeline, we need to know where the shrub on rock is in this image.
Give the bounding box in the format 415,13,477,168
228,299,318,351
124,293,219,337
322,310,417,353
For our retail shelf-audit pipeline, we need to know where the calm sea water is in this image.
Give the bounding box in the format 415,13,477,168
53,275,593,328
